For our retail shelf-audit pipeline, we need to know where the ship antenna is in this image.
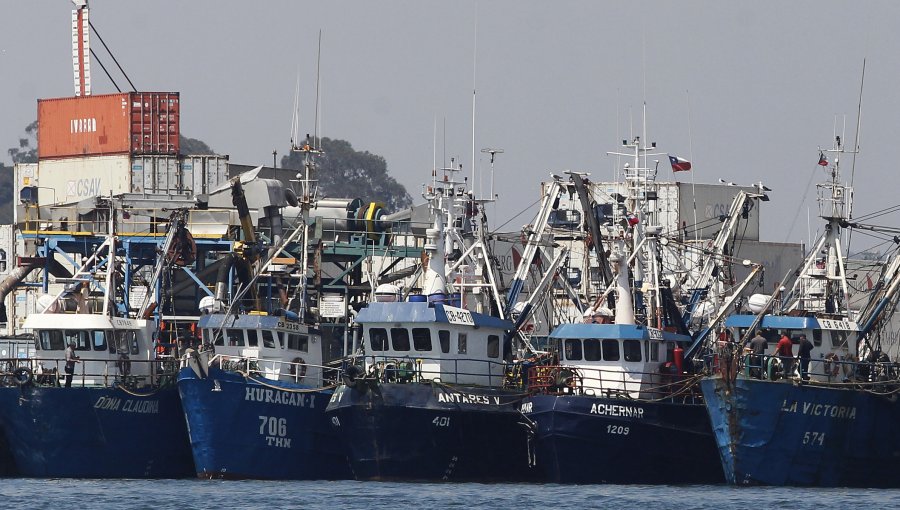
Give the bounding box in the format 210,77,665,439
470,11,478,198
846,58,866,252
314,29,322,149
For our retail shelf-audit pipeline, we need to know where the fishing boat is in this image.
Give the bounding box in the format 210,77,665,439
0,224,193,478
177,156,353,480
325,167,537,482
518,138,764,484
700,138,900,487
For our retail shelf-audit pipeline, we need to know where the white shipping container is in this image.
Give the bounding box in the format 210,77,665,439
183,155,230,195
35,155,132,204
131,155,181,194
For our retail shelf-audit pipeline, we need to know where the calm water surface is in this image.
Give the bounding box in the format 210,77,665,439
0,480,897,509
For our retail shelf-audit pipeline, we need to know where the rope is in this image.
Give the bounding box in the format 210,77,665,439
115,382,170,397
243,372,338,393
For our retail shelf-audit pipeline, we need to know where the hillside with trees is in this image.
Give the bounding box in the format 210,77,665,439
280,137,412,211
1,124,411,222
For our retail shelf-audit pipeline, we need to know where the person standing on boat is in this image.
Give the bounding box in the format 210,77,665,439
797,334,813,381
64,341,80,388
774,333,794,379
746,331,767,379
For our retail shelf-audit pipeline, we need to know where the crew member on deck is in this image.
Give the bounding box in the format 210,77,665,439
64,341,81,388
774,332,795,379
798,334,813,381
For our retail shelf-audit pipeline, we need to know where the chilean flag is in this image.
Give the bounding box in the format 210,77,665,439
669,155,692,172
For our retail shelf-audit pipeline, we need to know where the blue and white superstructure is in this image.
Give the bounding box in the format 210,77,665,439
519,137,767,484
325,167,537,482
701,137,900,487
0,224,194,478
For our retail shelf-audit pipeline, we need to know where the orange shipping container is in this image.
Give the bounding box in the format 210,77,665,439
37,92,180,160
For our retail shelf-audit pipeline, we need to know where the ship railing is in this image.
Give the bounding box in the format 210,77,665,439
208,353,342,389
525,364,704,403
354,354,512,388
18,204,232,238
712,352,900,387
313,217,435,250
0,356,179,389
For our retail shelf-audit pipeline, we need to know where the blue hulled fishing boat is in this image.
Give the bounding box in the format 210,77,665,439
0,229,193,478
700,138,900,487
325,168,537,481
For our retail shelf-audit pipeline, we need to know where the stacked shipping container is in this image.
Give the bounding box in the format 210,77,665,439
32,92,228,203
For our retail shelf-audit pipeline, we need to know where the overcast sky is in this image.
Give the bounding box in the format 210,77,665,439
3,1,899,253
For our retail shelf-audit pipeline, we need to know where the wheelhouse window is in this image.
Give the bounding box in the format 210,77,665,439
369,328,388,351
831,330,849,349
439,330,450,354
287,334,309,352
487,335,500,359
564,339,582,361
92,330,107,351
65,330,89,351
412,328,432,351
812,329,822,347
262,330,277,348
226,329,245,347
458,333,467,354
583,339,602,361
39,330,65,350
623,339,642,362
247,330,259,347
602,339,620,361
649,341,660,362
391,328,410,351
115,330,138,355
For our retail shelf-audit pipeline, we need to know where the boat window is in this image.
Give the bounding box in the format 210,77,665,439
583,339,601,361
412,328,432,351
247,330,259,347
487,335,500,359
287,334,309,352
439,330,450,353
39,330,65,351
458,333,467,354
211,329,225,346
66,330,89,351
226,329,245,347
391,328,410,351
548,338,560,359
812,329,822,347
624,340,642,362
115,330,138,355
369,328,388,351
650,341,660,362
602,339,620,361
831,330,849,349
564,339,582,361
262,330,277,349
92,330,107,351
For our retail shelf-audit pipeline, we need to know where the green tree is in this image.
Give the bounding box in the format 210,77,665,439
281,137,411,211
8,120,37,164
180,134,217,155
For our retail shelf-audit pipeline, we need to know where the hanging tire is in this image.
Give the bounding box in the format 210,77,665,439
13,367,33,386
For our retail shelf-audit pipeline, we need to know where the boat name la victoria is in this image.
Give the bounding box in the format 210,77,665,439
780,400,857,420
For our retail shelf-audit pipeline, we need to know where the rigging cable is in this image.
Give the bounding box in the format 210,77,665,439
89,21,137,92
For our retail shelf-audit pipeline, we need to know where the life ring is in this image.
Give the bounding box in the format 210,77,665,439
13,367,33,386
289,357,307,381
823,352,840,378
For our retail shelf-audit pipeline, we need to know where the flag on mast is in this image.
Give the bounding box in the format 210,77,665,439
817,152,828,166
668,155,691,172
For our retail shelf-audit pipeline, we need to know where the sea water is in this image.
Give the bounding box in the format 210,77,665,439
0,480,897,510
